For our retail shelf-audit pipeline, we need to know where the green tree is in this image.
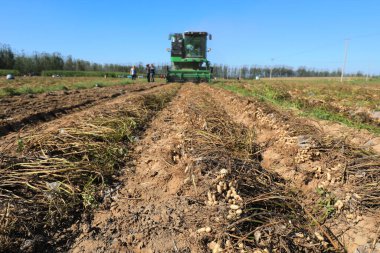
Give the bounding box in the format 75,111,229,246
64,55,75,71
0,44,15,69
14,53,35,74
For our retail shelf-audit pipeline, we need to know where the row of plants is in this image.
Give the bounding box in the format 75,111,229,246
214,81,380,134
182,88,341,252
0,85,180,252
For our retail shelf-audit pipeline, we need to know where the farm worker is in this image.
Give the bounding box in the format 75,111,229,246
149,64,155,82
146,64,150,82
186,44,194,56
130,66,137,80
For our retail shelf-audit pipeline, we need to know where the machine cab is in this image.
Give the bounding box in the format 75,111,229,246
183,31,207,58
169,32,211,59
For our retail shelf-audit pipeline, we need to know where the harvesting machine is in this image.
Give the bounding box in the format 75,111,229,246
166,31,213,83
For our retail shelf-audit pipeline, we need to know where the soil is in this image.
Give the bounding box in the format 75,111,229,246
1,83,379,253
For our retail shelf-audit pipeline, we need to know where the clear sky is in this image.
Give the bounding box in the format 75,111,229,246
1,0,380,74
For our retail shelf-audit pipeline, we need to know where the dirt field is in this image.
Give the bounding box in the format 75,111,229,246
0,79,379,252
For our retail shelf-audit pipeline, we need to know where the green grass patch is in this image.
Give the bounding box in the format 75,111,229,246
214,82,380,135
302,108,380,134
0,69,20,76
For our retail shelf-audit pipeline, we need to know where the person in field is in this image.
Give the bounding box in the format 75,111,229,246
146,64,150,82
130,66,137,80
149,64,155,82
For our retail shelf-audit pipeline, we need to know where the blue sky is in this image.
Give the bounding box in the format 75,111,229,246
1,0,380,74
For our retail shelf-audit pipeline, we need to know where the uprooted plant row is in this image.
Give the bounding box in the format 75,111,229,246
0,84,180,252
181,90,343,252
202,84,380,251
212,82,380,209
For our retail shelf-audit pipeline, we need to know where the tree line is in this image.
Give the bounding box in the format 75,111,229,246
211,64,351,78
0,44,147,75
0,43,368,78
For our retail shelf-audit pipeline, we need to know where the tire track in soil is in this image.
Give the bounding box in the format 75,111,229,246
0,83,168,155
70,84,210,253
204,84,380,253
0,83,165,137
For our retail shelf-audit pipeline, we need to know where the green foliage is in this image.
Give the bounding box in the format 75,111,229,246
302,108,380,134
2,87,21,96
0,69,20,76
316,187,336,221
16,138,24,152
81,177,98,209
0,44,15,69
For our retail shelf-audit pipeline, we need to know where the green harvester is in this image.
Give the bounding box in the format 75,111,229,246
166,31,213,83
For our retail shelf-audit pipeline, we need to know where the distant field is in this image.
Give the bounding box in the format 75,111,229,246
0,76,164,96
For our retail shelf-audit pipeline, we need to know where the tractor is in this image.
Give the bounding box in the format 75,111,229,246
166,31,213,83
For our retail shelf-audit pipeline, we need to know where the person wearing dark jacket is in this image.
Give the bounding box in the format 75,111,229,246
146,64,150,82
149,64,155,82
